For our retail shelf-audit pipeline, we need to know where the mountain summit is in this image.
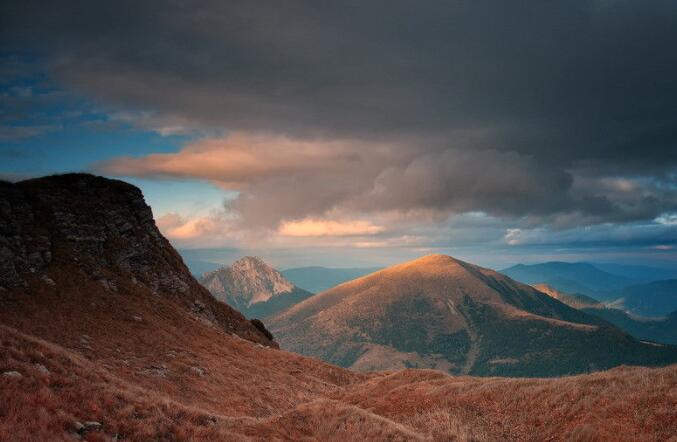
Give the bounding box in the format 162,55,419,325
270,254,677,376
199,256,313,318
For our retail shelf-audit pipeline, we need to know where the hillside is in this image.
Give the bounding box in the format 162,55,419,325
532,284,603,309
270,255,677,376
534,285,677,345
1,174,676,441
501,262,631,297
608,279,677,317
199,257,313,318
581,308,677,346
282,266,382,293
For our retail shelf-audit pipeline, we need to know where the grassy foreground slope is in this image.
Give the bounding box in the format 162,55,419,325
2,324,676,441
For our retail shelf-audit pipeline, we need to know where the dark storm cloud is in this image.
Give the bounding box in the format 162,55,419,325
2,0,677,229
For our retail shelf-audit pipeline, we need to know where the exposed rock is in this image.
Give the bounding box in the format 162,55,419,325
192,299,206,313
250,318,274,341
190,366,206,376
199,257,313,318
34,363,50,374
0,174,196,295
98,278,118,292
2,370,22,378
40,275,56,286
74,420,102,435
141,364,169,377
0,174,277,347
201,257,295,307
83,421,102,430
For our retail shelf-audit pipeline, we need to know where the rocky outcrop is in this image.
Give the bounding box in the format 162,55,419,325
0,174,275,346
201,257,294,306
0,174,190,294
200,256,313,318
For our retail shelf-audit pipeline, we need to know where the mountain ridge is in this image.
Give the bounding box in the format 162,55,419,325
199,256,313,318
501,261,632,297
271,254,677,376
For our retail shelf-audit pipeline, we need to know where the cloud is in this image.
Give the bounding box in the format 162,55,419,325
95,131,677,241
97,133,385,187
279,218,383,237
2,1,677,254
3,1,677,170
353,148,574,217
156,212,227,240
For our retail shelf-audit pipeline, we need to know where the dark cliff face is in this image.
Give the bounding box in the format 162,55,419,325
1,174,189,293
0,173,276,347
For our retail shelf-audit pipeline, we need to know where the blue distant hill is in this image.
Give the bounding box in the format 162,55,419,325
500,262,632,299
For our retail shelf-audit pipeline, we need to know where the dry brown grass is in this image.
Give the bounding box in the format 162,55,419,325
2,320,675,441
334,367,677,441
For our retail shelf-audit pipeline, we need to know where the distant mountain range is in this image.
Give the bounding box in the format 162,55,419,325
199,257,313,319
503,261,677,329
592,263,677,283
281,266,382,293
581,309,677,346
500,262,632,297
270,254,677,377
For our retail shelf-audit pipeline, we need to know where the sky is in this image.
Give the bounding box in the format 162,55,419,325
1,1,676,269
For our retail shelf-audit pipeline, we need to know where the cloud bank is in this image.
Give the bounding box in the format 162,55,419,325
2,0,676,252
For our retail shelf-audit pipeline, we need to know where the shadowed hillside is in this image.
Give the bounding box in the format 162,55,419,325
608,279,677,317
534,285,677,345
582,309,677,346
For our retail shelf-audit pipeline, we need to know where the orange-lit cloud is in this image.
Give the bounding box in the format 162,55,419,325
97,133,387,188
156,212,230,241
278,218,383,237
98,131,677,251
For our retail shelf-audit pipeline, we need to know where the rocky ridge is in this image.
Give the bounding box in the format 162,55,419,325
0,173,274,346
200,256,313,318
